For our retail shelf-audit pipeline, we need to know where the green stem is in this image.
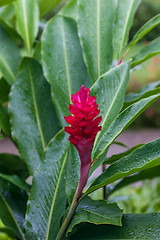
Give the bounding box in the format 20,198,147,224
56,197,79,240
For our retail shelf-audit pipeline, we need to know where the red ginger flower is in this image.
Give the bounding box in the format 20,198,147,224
64,85,102,198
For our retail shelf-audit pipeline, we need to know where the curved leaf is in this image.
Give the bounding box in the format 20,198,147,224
15,0,39,55
68,213,160,239
37,0,63,17
0,23,21,85
92,93,160,161
67,197,123,235
87,138,160,195
26,129,69,240
60,0,78,21
9,58,59,174
42,15,90,126
0,78,10,103
0,104,11,137
0,179,27,240
78,0,115,83
91,62,130,160
131,37,160,68
113,0,141,59
130,13,160,47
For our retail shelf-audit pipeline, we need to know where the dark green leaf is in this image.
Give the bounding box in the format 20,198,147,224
93,93,160,160
0,23,21,85
110,165,160,194
78,0,115,83
0,153,28,179
0,0,17,7
0,78,10,103
124,80,160,108
87,138,160,195
113,0,141,59
42,15,90,126
105,144,144,164
0,179,27,240
26,129,69,240
130,13,160,47
131,37,160,68
33,41,42,64
0,103,11,137
9,58,59,174
15,0,39,55
68,213,160,239
67,197,123,235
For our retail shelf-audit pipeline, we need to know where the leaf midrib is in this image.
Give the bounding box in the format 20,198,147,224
80,207,115,221
0,192,26,240
22,0,31,54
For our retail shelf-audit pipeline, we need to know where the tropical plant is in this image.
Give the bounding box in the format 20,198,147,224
0,0,160,239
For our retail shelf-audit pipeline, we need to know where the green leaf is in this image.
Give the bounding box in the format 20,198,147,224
65,143,80,206
33,41,42,64
105,144,144,164
37,0,63,17
91,63,130,160
110,165,160,194
15,0,39,55
67,196,123,235
130,13,160,47
78,0,115,83
0,154,28,179
0,179,27,240
60,0,78,21
131,37,160,68
0,23,21,85
93,93,160,161
26,129,69,240
0,104,11,137
124,80,160,108
0,0,17,7
42,15,90,126
9,58,59,174
68,213,160,239
113,0,141,59
0,78,10,103
87,138,160,195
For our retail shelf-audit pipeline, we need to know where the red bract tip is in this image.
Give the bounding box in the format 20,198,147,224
64,85,102,198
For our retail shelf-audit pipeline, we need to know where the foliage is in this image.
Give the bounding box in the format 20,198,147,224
0,0,160,239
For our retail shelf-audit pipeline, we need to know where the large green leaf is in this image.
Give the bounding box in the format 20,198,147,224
9,58,59,174
87,138,160,195
60,0,78,21
0,23,21,85
0,78,10,103
26,129,69,240
78,0,115,83
67,197,123,235
0,154,28,179
42,15,90,126
90,63,130,161
65,143,80,206
110,165,160,194
131,37,160,68
0,179,27,240
92,93,160,161
37,0,63,17
0,0,17,7
113,0,141,59
130,13,160,47
124,80,160,108
68,213,160,239
15,0,39,55
0,104,11,137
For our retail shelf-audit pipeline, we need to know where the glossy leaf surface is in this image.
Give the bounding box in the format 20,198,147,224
90,63,130,160
42,15,90,126
0,23,21,85
130,13,160,47
0,179,27,240
113,0,141,59
131,37,160,67
15,0,39,55
26,130,69,240
92,93,160,161
69,213,160,239
78,0,115,83
87,138,160,195
9,58,59,174
67,197,123,235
